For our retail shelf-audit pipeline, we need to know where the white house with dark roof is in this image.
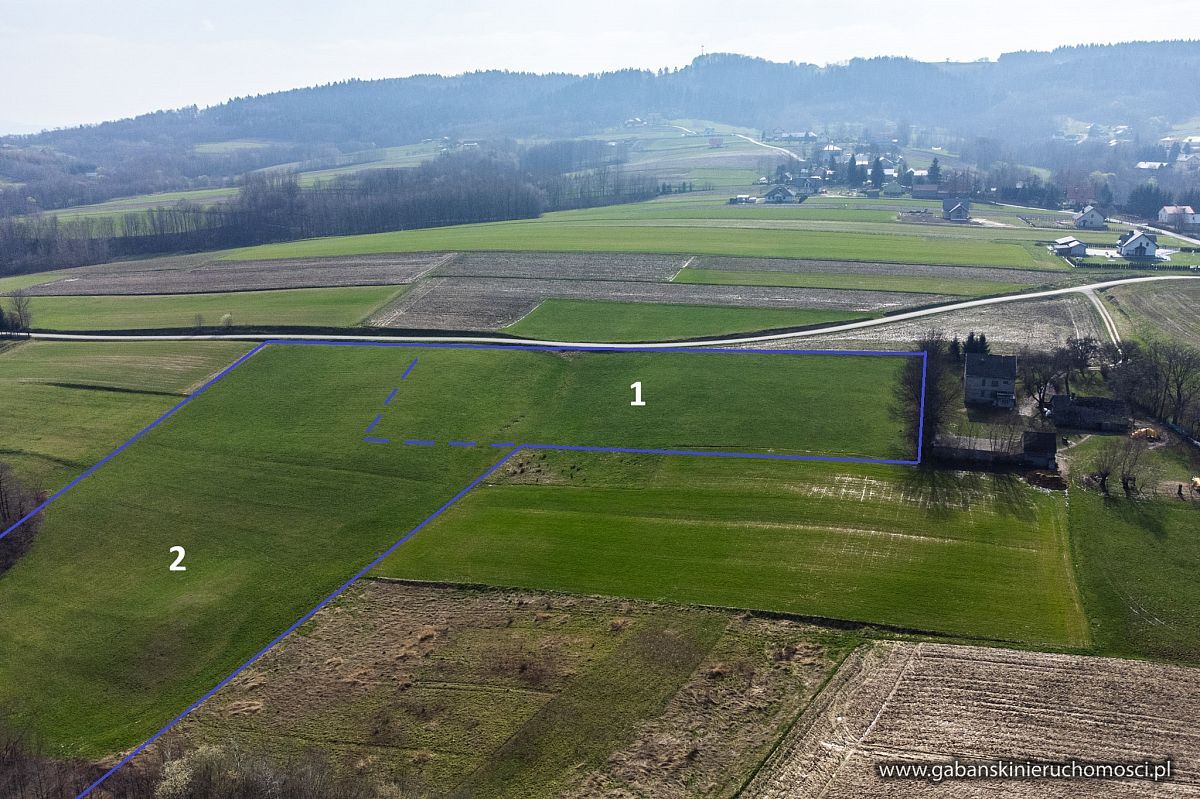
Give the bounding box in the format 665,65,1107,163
1073,205,1106,229
942,198,971,221
1117,230,1158,258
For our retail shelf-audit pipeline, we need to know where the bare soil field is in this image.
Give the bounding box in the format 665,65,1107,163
764,295,1105,352
16,252,450,296
434,251,688,282
690,256,1075,286
367,276,950,330
137,581,851,799
744,641,1200,798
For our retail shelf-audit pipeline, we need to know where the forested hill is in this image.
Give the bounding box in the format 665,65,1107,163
3,40,1199,213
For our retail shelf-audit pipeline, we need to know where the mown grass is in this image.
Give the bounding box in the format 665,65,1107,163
377,452,1087,647
29,285,404,331
675,267,1031,297
0,344,905,756
506,299,872,342
0,340,252,491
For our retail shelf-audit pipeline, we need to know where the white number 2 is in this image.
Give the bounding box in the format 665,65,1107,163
630,381,646,406
169,546,187,572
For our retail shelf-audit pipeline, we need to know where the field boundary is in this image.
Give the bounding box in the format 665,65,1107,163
0,341,925,798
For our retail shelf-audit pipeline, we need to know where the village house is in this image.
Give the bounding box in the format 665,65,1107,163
942,198,971,221
1117,230,1158,258
795,176,822,194
964,353,1017,409
1050,395,1130,432
1053,236,1087,257
763,185,801,203
1073,205,1106,229
1158,205,1200,228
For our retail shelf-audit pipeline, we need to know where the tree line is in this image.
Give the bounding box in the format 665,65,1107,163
0,148,660,276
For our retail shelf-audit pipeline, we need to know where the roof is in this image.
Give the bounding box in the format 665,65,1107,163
1162,205,1196,214
1050,395,1129,414
1023,431,1058,456
965,353,1017,381
1075,205,1100,217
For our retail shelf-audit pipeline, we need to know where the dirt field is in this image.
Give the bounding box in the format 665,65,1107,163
744,641,1200,798
435,251,689,282
691,256,1076,286
763,295,1105,352
17,253,450,295
138,581,851,799
367,277,950,330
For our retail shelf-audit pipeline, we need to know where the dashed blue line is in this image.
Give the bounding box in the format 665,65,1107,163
362,436,391,444
383,387,398,405
364,413,383,434
400,357,418,380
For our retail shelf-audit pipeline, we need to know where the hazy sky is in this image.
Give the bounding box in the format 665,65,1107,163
3,0,1199,133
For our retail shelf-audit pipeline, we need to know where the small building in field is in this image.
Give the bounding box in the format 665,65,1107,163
1074,205,1107,229
1050,395,1130,432
728,194,756,205
763,185,801,203
912,183,941,200
964,353,1017,409
930,430,1057,470
1117,230,1158,258
942,198,971,221
1053,236,1087,257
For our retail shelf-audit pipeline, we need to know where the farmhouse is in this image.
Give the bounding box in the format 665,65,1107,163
1116,230,1158,258
930,430,1057,470
1050,395,1130,432
942,198,971,221
795,176,822,194
964,353,1017,409
1053,236,1087,257
763,185,801,203
1073,205,1106,229
1159,205,1199,228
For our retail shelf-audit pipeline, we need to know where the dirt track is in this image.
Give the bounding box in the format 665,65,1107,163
744,641,1200,798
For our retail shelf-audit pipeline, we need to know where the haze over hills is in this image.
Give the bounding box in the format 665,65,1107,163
2,40,1198,218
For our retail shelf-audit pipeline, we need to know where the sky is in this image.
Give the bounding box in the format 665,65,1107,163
3,0,1199,133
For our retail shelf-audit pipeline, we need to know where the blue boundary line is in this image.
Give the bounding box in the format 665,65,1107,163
0,338,925,797
73,448,521,799
0,343,269,544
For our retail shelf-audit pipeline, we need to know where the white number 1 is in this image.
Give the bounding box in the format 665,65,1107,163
169,546,187,571
630,381,646,406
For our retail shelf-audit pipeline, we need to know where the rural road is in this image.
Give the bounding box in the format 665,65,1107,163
734,133,804,162
24,274,1199,349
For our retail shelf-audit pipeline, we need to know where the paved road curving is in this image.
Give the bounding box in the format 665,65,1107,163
25,274,1200,350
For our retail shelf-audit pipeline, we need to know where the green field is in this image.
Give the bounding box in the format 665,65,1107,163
376,452,1086,647
1072,488,1200,661
506,299,871,341
0,341,253,491
28,285,404,331
223,219,1059,269
0,344,910,756
675,267,1031,297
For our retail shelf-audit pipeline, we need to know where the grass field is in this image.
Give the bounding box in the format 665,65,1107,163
28,285,405,331
0,343,908,756
1104,280,1200,346
1071,488,1200,661
376,452,1086,647
674,266,1030,297
222,219,1060,269
505,299,872,341
0,341,252,491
